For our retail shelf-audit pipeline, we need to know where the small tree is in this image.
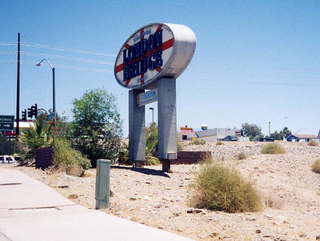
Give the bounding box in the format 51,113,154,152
270,127,292,140
71,89,122,166
279,127,292,139
270,131,282,140
241,123,262,140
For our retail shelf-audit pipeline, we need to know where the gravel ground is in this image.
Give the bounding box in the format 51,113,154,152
15,141,320,241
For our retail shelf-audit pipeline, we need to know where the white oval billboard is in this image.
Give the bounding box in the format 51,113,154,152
114,23,196,89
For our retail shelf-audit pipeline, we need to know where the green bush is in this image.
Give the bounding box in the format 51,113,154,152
312,159,320,173
216,141,224,145
308,140,319,146
53,138,91,170
261,143,285,154
190,160,262,213
191,139,206,145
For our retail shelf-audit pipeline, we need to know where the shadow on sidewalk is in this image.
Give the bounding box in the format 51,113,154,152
111,165,170,178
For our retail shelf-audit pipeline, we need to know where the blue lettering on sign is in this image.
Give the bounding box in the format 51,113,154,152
123,30,163,82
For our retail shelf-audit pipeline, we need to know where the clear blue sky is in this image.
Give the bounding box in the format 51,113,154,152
1,0,319,136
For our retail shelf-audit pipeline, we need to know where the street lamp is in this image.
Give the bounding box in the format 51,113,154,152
36,59,56,123
149,107,154,124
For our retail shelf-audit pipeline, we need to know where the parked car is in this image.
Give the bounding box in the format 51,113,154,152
0,155,16,164
263,137,275,142
220,135,238,141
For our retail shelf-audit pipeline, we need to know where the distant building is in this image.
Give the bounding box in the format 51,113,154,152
179,126,196,140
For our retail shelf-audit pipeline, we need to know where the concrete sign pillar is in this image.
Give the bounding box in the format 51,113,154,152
129,89,145,167
157,78,177,172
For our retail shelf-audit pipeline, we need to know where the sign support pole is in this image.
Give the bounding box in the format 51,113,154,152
129,89,146,167
158,77,177,172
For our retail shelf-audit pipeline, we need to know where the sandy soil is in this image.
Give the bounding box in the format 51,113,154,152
15,141,320,241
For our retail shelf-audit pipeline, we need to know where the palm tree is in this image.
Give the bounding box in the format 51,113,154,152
19,119,53,164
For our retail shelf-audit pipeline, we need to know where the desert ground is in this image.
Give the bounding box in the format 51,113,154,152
15,141,320,241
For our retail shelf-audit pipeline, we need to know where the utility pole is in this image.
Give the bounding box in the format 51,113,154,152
268,121,271,136
52,67,56,116
15,33,20,137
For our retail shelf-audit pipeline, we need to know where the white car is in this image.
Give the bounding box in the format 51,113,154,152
0,155,16,164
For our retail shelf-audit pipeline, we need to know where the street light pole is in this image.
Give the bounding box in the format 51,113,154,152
36,59,56,124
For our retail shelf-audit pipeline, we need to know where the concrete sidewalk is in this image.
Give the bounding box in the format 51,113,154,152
0,167,193,241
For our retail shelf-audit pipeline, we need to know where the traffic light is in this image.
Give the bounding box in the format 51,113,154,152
32,104,38,119
27,104,38,119
21,109,27,121
27,107,33,118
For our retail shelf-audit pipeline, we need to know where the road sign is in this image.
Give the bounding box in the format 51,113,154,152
114,23,196,89
137,89,158,106
0,115,14,131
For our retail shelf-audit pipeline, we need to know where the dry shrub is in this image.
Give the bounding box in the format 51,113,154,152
312,159,320,173
146,155,161,165
190,159,262,213
236,152,246,160
216,141,224,146
261,143,285,154
308,140,319,146
191,139,206,145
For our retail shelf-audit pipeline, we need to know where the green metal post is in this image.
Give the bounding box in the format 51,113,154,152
95,159,111,209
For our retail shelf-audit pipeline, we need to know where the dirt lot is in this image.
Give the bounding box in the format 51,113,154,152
16,141,320,241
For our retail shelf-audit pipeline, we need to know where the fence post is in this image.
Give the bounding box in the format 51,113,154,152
95,159,111,209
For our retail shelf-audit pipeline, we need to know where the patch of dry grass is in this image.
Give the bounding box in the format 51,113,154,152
191,139,206,145
261,143,285,154
308,140,319,146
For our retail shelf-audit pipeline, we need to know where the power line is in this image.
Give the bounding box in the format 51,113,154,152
0,59,113,73
23,42,116,58
0,42,16,46
0,41,116,57
22,51,114,66
0,50,114,66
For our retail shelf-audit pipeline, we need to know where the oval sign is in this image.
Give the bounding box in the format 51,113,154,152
114,23,196,89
